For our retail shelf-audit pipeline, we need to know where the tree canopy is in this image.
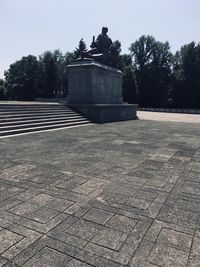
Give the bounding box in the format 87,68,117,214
4,55,39,100
172,42,200,108
129,35,173,107
0,79,6,100
74,38,87,59
1,36,200,109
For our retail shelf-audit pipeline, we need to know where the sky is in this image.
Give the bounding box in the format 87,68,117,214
1,0,200,78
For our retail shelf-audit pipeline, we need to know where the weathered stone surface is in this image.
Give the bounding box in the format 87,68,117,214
67,61,123,105
65,219,102,241
67,60,137,122
149,244,189,266
0,118,200,266
68,103,138,123
83,208,114,224
23,246,71,267
0,230,23,254
91,227,127,250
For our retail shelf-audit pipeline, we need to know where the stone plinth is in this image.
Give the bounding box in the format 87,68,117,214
67,59,138,123
67,60,123,105
68,104,138,123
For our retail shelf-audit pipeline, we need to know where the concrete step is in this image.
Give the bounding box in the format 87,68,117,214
0,106,64,112
0,117,89,131
0,108,71,114
0,104,65,108
0,120,91,137
0,108,75,115
0,115,83,126
0,111,77,119
0,113,81,123
0,103,92,137
0,103,68,108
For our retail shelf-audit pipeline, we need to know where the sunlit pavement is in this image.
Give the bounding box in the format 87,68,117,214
138,110,200,123
0,118,200,266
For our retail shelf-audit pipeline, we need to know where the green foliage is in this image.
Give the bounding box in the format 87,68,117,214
130,35,156,70
38,50,68,98
129,35,173,107
109,40,122,68
2,35,200,108
74,38,87,59
38,51,56,98
4,55,39,100
4,50,76,100
0,79,6,100
65,52,76,65
119,55,137,103
172,42,200,108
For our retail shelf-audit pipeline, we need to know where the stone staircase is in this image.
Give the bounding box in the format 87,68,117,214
0,102,92,137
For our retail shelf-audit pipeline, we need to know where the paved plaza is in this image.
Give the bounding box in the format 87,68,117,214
138,111,200,123
0,114,200,266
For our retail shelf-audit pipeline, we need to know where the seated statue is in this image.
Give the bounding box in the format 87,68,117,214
81,27,114,65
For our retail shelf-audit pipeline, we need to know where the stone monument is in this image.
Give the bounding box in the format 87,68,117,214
67,27,138,122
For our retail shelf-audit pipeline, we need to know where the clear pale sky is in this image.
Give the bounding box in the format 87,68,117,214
1,0,200,78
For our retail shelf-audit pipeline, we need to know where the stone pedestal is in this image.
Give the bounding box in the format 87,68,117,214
67,60,137,122
68,104,137,123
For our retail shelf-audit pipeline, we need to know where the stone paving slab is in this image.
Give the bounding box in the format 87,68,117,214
138,111,200,123
0,101,59,105
0,119,200,266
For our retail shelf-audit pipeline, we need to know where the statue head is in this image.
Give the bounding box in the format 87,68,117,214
102,27,108,35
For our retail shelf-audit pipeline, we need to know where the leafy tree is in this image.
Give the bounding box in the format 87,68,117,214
65,52,76,65
172,42,200,108
38,51,57,98
129,35,172,107
109,40,122,68
52,49,67,97
4,50,75,100
4,55,39,100
130,35,156,71
38,50,75,98
129,35,156,106
0,79,6,100
119,54,137,103
3,35,200,108
63,52,76,96
74,38,87,59
149,41,172,107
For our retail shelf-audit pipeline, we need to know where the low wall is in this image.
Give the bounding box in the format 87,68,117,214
68,104,138,123
138,107,200,114
35,98,67,103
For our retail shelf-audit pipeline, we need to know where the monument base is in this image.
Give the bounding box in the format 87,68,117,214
67,60,123,105
66,59,138,123
67,104,138,123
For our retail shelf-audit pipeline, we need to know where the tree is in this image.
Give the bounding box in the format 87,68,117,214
119,54,137,103
74,38,87,59
4,55,39,100
130,35,156,70
129,35,156,106
4,50,75,100
38,50,76,98
52,49,67,97
109,40,122,68
38,50,75,98
38,51,58,98
63,52,76,96
0,79,6,100
172,42,200,108
129,35,172,107
149,41,172,107
65,52,76,65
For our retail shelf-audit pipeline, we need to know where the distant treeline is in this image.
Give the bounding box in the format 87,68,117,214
0,36,200,109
